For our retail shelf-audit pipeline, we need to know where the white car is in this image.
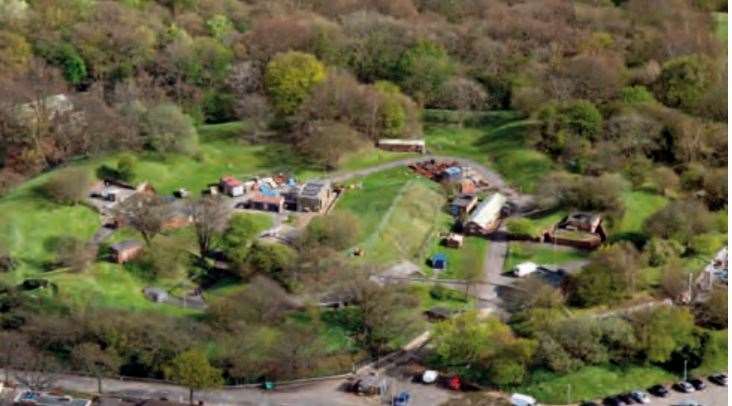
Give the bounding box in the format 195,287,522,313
674,400,703,406
630,390,651,404
510,393,537,406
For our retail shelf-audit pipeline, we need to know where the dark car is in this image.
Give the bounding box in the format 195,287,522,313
688,378,706,390
580,402,599,406
673,381,696,393
603,396,622,406
648,384,670,397
709,373,728,386
618,393,636,404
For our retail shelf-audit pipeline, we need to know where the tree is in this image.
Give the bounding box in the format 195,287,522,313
433,77,487,126
235,94,272,141
52,235,96,273
0,30,31,75
660,260,690,303
164,349,223,404
652,166,680,196
644,199,714,244
299,211,361,250
140,103,198,154
396,40,454,104
39,168,90,205
432,311,536,384
629,306,699,363
533,100,603,157
298,121,363,169
696,287,727,329
265,51,326,115
70,343,121,394
115,194,170,245
505,276,565,313
245,242,296,285
14,347,60,391
645,238,684,266
188,196,231,260
568,243,642,307
0,331,29,383
655,54,716,113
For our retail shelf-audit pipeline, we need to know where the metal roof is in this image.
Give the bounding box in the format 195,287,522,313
467,193,506,227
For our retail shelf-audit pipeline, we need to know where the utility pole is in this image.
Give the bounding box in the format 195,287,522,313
687,273,693,304
684,359,688,382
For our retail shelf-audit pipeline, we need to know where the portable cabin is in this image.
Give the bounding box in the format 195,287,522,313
430,253,447,270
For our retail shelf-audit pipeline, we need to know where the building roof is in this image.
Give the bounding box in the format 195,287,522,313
446,233,464,242
220,176,241,187
249,193,284,205
110,240,144,252
377,138,426,147
443,166,462,176
300,180,330,197
451,194,477,207
562,212,602,227
459,179,476,194
467,193,506,228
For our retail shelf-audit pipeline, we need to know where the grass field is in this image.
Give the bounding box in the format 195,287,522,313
354,180,446,265
613,190,669,237
714,12,728,42
516,364,677,404
425,112,554,193
504,242,590,272
422,210,489,279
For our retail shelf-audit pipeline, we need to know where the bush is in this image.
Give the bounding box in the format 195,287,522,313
655,55,715,113
645,238,685,266
506,218,541,237
141,104,199,154
429,284,466,302
620,86,655,105
40,168,91,205
265,51,326,115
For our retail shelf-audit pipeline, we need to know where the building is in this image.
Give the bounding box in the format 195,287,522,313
247,193,284,212
297,180,332,212
377,138,426,153
441,166,463,182
559,212,603,234
458,179,476,194
219,176,244,197
464,193,506,236
444,233,464,248
110,240,144,263
450,194,478,217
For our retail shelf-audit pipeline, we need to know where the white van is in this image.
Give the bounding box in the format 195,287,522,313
510,393,538,406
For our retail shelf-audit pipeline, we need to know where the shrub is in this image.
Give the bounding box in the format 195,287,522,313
40,168,91,205
620,85,655,105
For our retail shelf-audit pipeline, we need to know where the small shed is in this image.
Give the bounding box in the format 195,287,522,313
458,179,476,194
377,138,426,153
444,233,464,248
430,253,447,270
450,194,478,217
220,176,244,197
442,166,463,182
110,240,144,263
297,180,332,212
143,287,168,303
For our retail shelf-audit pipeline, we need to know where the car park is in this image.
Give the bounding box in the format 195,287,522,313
688,378,706,390
709,373,727,386
648,384,670,397
630,390,651,404
674,381,696,393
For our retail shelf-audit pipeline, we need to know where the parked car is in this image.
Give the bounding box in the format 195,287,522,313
617,393,636,404
602,396,622,406
393,391,411,406
630,390,651,404
510,393,537,406
673,400,703,406
688,378,706,390
648,384,670,397
709,373,728,386
579,401,599,406
674,381,696,393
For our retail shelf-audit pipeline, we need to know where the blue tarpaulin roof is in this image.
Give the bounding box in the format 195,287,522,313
444,166,462,176
259,183,278,196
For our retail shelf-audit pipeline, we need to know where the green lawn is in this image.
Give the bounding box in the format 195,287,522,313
613,190,668,236
425,113,554,193
421,210,488,279
354,180,446,265
504,242,590,272
516,365,677,404
334,167,422,242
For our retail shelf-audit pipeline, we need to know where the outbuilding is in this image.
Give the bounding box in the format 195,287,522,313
377,138,426,153
219,176,244,197
450,194,478,217
444,233,464,248
297,180,332,212
110,240,144,263
247,193,284,212
464,193,506,236
430,253,447,270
